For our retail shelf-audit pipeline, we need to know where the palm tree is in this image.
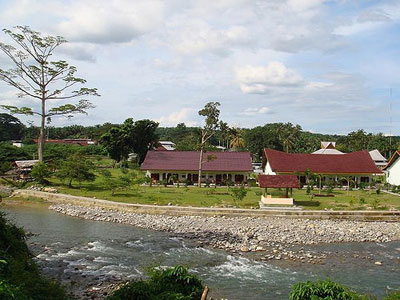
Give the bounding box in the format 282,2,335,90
229,128,245,150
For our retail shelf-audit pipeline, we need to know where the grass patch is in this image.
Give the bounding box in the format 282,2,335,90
29,167,400,210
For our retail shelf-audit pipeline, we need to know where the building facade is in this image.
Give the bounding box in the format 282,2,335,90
384,151,400,186
140,151,253,185
263,148,382,185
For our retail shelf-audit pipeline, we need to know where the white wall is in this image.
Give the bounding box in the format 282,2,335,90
264,161,276,175
387,159,400,186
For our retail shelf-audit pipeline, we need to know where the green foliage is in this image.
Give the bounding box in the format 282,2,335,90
0,143,30,167
100,169,132,196
106,265,204,300
359,197,366,205
383,291,400,300
0,114,24,142
31,162,51,184
376,188,381,195
289,279,370,300
56,153,95,187
229,185,248,204
306,185,312,195
0,26,98,161
371,198,381,209
100,118,159,163
0,211,69,299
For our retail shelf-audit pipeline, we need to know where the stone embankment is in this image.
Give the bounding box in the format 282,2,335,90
50,204,400,263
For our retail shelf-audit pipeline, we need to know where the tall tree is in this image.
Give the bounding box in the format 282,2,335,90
100,119,133,163
229,127,245,150
0,26,98,161
131,119,159,164
198,102,221,187
100,118,159,164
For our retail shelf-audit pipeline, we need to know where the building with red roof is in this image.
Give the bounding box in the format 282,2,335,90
33,139,96,146
140,151,253,184
263,148,382,185
384,150,400,186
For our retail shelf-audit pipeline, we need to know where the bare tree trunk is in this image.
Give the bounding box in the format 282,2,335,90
201,285,209,300
38,99,45,162
198,146,203,187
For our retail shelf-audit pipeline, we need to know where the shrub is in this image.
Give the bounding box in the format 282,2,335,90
0,211,69,299
306,185,312,195
106,265,204,300
229,185,248,205
371,198,381,209
376,188,381,195
56,153,96,188
289,279,369,300
359,197,366,205
31,162,51,184
383,291,400,300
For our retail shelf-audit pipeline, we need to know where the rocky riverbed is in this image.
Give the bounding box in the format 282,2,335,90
49,204,400,264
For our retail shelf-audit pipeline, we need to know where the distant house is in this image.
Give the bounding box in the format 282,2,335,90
140,151,253,184
312,141,343,155
12,140,23,148
369,149,387,170
156,141,176,151
8,160,39,180
33,139,96,146
263,148,382,185
384,150,400,186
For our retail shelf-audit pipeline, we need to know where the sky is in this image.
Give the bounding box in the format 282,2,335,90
0,0,399,134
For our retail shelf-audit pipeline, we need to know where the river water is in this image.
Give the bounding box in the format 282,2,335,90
3,203,400,299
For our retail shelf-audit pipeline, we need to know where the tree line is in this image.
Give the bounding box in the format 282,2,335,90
1,112,399,163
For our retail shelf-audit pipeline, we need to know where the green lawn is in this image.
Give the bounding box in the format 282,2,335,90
48,168,400,210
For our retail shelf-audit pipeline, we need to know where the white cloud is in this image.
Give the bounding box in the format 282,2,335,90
57,0,165,44
58,43,97,62
168,22,250,56
235,61,304,94
157,108,198,127
240,106,272,116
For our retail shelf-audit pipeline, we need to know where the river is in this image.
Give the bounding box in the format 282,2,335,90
2,203,400,299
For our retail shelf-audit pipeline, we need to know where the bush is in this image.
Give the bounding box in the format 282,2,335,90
0,211,69,299
106,265,204,300
384,291,400,300
31,162,51,184
289,279,369,300
229,185,248,205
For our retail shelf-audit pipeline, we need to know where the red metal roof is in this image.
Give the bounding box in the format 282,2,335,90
33,139,95,146
140,151,253,172
383,150,400,170
258,175,300,188
264,148,382,174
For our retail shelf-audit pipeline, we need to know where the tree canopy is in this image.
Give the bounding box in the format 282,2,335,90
0,26,99,161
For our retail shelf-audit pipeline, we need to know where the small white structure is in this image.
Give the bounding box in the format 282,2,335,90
384,151,400,186
12,140,23,148
157,141,175,151
369,149,387,170
312,141,344,155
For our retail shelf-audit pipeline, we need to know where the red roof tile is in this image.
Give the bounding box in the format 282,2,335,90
264,148,382,174
140,151,253,172
258,175,300,188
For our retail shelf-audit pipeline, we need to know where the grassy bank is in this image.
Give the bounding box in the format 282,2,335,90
43,168,400,210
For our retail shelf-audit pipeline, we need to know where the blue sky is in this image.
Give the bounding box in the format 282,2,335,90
0,0,399,134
